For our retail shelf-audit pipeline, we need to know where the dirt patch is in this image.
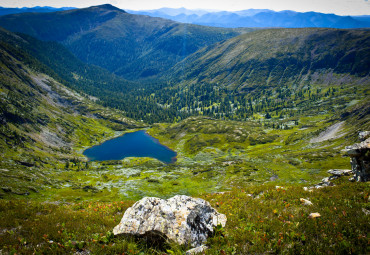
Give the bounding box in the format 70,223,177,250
310,121,345,143
30,128,70,149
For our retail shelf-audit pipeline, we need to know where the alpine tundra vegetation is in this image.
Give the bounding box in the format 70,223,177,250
0,4,369,255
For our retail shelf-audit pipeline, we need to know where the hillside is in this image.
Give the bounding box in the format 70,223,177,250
171,28,370,86
0,27,367,202
0,4,250,80
151,28,370,121
0,27,186,123
0,28,141,198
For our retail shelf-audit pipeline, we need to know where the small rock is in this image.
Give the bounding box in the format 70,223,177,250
318,177,334,187
320,177,330,183
328,175,339,181
1,187,11,193
362,208,370,215
308,212,321,218
213,192,226,195
300,198,313,206
255,192,264,199
359,131,370,141
185,245,208,255
303,186,315,192
327,169,352,176
275,186,285,190
270,174,278,181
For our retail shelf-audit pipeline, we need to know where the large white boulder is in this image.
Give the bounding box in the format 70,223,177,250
113,195,227,247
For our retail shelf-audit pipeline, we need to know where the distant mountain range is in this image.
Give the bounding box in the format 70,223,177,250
0,4,251,80
0,6,75,16
1,6,369,29
128,8,370,29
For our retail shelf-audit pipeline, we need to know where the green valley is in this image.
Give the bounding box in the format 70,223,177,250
0,4,369,255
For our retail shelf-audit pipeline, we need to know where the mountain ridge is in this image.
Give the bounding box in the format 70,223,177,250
128,8,370,28
0,4,250,80
0,6,76,16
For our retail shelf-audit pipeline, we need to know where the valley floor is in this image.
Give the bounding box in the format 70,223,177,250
1,112,369,254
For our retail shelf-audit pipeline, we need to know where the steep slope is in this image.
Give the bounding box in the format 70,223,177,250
0,28,141,197
170,28,369,89
0,4,248,80
0,27,183,123
144,28,370,121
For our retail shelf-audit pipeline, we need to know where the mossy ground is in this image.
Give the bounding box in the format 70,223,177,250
0,179,368,254
2,107,367,202
2,111,369,254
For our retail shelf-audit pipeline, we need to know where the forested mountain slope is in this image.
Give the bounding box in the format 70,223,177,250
0,4,250,80
0,28,140,197
0,27,183,123
150,28,369,120
170,28,370,88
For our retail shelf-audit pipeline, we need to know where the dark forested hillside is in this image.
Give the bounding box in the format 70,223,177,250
0,28,190,123
170,28,370,86
0,27,143,198
0,4,249,80
153,28,370,121
1,26,368,124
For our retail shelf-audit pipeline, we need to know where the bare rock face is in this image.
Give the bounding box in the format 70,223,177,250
113,195,227,248
343,132,370,182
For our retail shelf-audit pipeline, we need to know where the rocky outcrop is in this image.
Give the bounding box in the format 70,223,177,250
304,169,352,191
113,195,227,248
327,169,352,177
343,131,370,182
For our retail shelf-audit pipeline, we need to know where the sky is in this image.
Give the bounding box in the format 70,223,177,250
1,0,370,16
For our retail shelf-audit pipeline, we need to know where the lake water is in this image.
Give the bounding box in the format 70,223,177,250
83,130,177,164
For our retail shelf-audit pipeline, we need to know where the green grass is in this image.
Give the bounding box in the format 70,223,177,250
0,179,368,254
5,109,360,203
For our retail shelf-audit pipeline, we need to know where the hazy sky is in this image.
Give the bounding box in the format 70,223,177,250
1,0,370,15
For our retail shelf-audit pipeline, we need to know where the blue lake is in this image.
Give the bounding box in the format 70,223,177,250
83,130,177,164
